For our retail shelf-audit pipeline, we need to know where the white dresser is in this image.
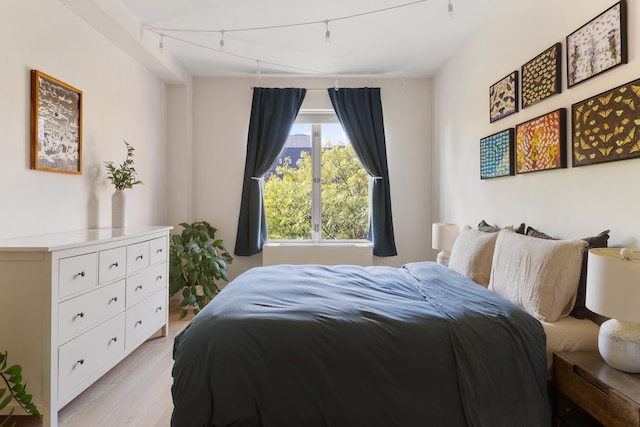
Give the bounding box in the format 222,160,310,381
0,226,172,427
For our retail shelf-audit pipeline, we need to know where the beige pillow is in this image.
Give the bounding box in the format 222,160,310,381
488,228,587,322
448,225,499,287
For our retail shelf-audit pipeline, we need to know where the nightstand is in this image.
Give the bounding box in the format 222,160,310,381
553,351,640,427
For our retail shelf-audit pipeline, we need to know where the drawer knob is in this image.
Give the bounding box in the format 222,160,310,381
76,359,85,367
109,296,118,303
110,337,118,343
76,271,86,278
110,261,119,268
75,312,85,319
135,285,143,291
136,254,144,260
156,306,163,312
156,275,163,281
156,248,163,253
135,320,143,326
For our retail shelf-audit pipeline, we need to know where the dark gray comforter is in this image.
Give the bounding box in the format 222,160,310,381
171,262,550,427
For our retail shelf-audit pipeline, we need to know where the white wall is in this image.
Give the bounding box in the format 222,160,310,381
0,0,167,239
181,77,432,279
433,0,640,248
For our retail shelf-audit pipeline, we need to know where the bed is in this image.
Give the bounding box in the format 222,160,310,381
172,261,550,426
171,225,604,426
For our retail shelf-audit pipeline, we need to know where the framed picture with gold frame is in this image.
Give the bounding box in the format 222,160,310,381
521,43,562,108
572,77,640,167
30,70,83,174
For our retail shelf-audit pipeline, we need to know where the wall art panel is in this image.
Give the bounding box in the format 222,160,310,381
515,109,566,173
572,77,640,167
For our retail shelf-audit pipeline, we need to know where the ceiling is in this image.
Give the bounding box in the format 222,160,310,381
113,0,501,79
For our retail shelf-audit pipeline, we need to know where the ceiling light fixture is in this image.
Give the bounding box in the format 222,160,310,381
448,0,454,19
257,60,262,79
147,0,431,75
159,34,164,52
324,20,331,45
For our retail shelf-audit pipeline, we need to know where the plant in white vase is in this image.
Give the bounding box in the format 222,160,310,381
104,140,143,228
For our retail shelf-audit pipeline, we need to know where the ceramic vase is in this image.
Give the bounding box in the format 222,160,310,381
112,190,127,228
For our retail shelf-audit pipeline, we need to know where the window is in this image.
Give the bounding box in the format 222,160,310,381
263,111,369,242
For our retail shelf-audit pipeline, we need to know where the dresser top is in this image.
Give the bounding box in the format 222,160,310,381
0,226,172,252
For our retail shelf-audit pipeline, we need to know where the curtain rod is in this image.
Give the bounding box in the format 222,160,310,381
250,87,331,91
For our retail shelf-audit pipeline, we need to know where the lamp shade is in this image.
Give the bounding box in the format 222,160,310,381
432,223,459,251
586,248,640,323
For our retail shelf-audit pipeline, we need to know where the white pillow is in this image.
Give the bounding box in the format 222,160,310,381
448,225,499,287
488,228,587,322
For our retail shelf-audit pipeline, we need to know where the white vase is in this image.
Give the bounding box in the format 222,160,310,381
112,190,127,228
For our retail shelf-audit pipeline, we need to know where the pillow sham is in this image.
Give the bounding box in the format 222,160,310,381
525,226,610,319
488,229,587,322
478,220,526,234
478,220,500,233
448,226,498,287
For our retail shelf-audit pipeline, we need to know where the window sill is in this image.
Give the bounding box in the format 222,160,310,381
264,241,371,248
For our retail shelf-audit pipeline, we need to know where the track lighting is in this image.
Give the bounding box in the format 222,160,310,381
325,20,331,45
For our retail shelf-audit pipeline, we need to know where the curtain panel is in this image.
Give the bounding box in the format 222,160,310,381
328,87,397,257
234,87,307,256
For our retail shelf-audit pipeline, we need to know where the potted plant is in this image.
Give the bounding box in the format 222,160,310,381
104,140,143,228
169,221,233,319
0,351,42,426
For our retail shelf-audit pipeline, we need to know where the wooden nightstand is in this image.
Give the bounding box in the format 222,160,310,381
553,351,640,427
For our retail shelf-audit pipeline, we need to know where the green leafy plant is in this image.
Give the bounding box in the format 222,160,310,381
104,140,143,190
0,351,42,426
169,221,233,319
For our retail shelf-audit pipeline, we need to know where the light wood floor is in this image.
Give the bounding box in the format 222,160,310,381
7,298,191,427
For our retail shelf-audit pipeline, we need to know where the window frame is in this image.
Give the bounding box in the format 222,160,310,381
266,109,370,244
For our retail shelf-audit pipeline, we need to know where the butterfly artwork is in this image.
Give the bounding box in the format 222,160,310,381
489,71,518,123
515,109,566,173
572,77,640,166
480,129,515,179
567,1,627,88
521,43,562,108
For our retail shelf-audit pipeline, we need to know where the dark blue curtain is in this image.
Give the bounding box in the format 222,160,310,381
328,88,397,257
234,88,307,256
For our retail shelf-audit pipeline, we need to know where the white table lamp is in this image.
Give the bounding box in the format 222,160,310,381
432,223,459,266
586,248,640,373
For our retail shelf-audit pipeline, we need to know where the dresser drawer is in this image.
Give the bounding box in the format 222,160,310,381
127,241,149,274
58,312,125,400
149,236,167,265
59,253,98,298
98,246,126,284
554,353,640,427
125,290,166,351
58,280,126,344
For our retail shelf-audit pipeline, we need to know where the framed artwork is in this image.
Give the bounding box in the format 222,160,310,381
30,70,83,174
515,108,566,174
572,77,640,167
480,129,514,179
566,1,627,88
489,71,518,123
521,43,562,108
